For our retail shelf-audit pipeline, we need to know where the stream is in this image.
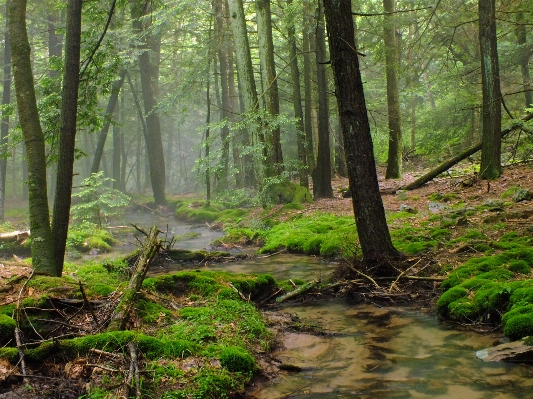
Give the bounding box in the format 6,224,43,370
107,219,533,398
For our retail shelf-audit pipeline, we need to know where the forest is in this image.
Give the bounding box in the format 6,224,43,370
0,0,531,398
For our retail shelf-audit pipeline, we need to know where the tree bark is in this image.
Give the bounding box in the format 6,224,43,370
131,0,167,206
313,1,333,198
51,0,83,276
478,0,502,179
323,0,399,264
256,0,283,177
287,0,308,189
383,0,402,179
515,12,533,108
9,0,55,275
302,0,315,178
0,0,11,222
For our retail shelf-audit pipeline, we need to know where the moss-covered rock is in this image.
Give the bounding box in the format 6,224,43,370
503,313,533,340
0,314,16,345
219,346,256,373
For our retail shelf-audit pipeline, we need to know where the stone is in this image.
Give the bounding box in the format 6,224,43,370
476,336,533,363
512,188,531,203
483,198,504,210
399,204,417,214
428,201,448,213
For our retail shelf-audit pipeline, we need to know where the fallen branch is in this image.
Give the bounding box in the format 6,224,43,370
400,112,533,190
229,283,249,301
276,280,320,303
344,263,380,289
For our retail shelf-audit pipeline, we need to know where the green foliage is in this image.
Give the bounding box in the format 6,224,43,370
503,314,533,341
71,172,130,227
136,300,172,323
436,286,468,315
66,222,115,253
219,346,256,373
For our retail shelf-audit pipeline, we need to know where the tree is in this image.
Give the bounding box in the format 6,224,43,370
478,0,502,180
9,0,56,274
313,1,333,199
515,12,532,108
131,0,167,206
383,0,402,179
323,0,399,265
51,0,83,275
256,0,283,177
0,0,11,222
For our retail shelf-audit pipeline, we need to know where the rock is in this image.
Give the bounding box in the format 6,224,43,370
476,336,533,363
396,190,409,201
455,216,468,226
399,204,417,214
428,202,448,213
512,188,531,203
483,214,502,224
483,198,504,210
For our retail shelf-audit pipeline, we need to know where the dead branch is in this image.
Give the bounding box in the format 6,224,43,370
229,283,249,301
276,279,320,303
344,263,380,288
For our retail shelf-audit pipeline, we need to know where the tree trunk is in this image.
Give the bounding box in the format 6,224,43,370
91,69,126,175
112,98,121,190
515,12,532,108
288,0,308,189
478,0,502,180
131,0,167,206
323,0,400,264
302,0,315,178
51,0,82,276
0,0,11,222
9,0,55,275
313,1,333,198
383,0,402,179
256,0,283,177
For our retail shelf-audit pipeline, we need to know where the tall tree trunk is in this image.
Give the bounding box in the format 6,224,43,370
383,0,402,179
323,0,399,265
0,0,11,222
288,0,308,188
112,98,121,190
131,0,167,205
227,0,260,187
91,69,126,174
214,0,230,192
302,0,315,178
256,0,283,177
51,0,82,276
313,1,333,198
478,0,502,180
9,0,55,275
515,12,532,108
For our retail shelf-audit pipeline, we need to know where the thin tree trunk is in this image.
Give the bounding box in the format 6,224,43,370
9,0,55,275
383,0,402,179
112,97,121,190
51,0,82,276
324,0,399,265
0,0,11,221
302,0,315,177
256,0,283,177
478,0,502,180
91,69,126,174
288,0,308,189
313,1,333,198
515,12,532,108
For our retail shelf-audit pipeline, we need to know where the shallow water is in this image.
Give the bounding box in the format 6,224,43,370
252,298,533,399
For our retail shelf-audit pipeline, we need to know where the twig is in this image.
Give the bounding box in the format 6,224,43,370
14,328,27,383
77,280,100,327
87,363,119,373
229,283,249,301
389,259,422,293
344,263,380,289
259,288,283,305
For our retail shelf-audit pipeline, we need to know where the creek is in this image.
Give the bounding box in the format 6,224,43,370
107,219,533,398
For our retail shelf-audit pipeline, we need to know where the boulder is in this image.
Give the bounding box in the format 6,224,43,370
476,337,533,363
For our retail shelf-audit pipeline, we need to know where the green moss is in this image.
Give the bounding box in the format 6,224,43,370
502,304,533,326
0,347,17,362
401,241,435,254
302,236,323,255
283,202,304,211
501,187,519,199
430,228,452,240
448,298,480,321
219,346,256,373
503,313,533,340
436,286,468,315
136,300,172,323
0,314,16,344
508,260,531,274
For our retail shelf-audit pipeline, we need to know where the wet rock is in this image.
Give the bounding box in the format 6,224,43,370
428,202,448,213
399,204,417,214
476,336,533,363
512,188,531,203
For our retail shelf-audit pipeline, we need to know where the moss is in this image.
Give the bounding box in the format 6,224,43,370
508,260,531,274
502,304,533,326
0,304,15,317
283,202,304,211
430,228,452,240
436,286,468,315
0,347,17,362
448,298,480,321
219,346,256,373
501,187,520,199
136,299,172,323
0,314,16,344
303,236,323,255
401,241,435,254
503,313,533,340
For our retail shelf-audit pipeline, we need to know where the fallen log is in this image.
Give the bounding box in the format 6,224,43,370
107,226,161,331
0,230,30,243
401,112,533,191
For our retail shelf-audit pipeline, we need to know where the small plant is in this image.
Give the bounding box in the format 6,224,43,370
70,171,130,227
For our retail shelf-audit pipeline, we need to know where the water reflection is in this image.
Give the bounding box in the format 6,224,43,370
252,299,533,399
